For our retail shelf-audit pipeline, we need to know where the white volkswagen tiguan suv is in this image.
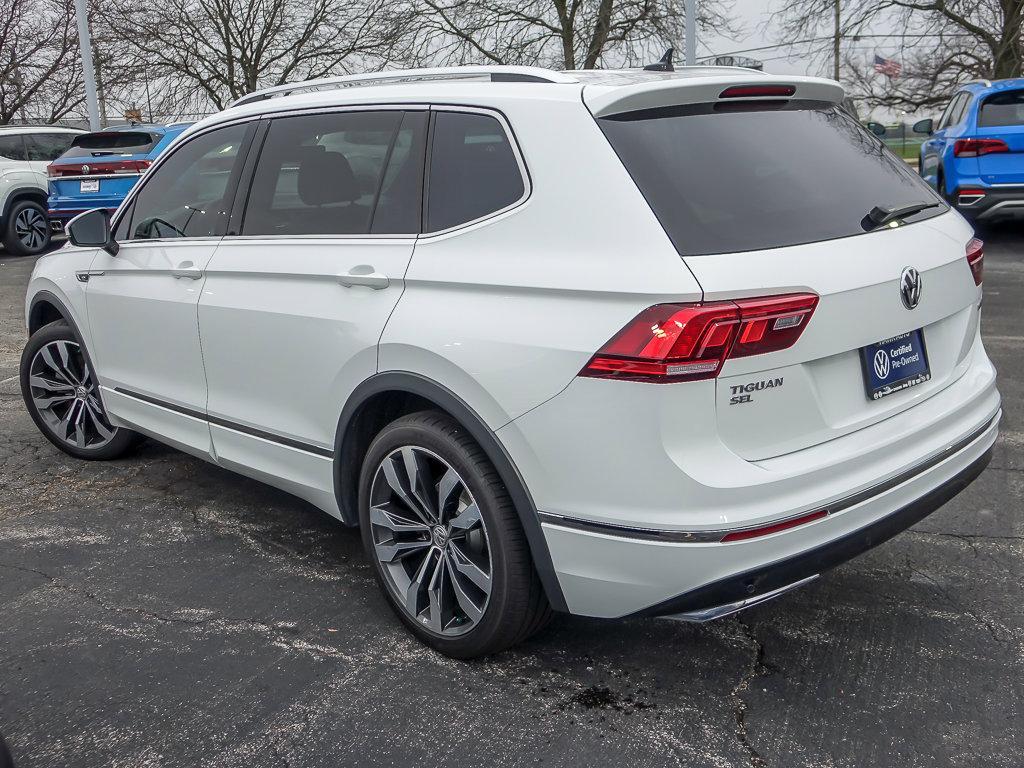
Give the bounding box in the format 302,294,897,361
21,66,1000,658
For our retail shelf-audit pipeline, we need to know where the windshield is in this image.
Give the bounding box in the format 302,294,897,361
598,100,946,256
979,90,1024,127
62,131,158,158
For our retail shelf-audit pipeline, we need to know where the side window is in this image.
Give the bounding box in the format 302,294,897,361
0,135,27,161
126,123,248,240
937,95,960,130
949,94,971,127
242,110,410,236
425,111,525,232
26,133,76,161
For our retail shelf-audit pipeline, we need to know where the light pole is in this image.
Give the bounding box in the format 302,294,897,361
685,0,697,65
73,0,100,129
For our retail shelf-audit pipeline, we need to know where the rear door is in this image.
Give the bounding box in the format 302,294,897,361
974,88,1024,184
197,108,426,508
921,93,965,189
597,97,979,460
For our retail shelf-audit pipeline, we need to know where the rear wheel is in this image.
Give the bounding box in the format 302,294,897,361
359,410,551,658
3,199,51,256
20,321,139,460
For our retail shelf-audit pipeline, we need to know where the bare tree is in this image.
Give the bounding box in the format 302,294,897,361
0,0,83,124
767,0,1023,111
103,0,395,111
392,0,737,71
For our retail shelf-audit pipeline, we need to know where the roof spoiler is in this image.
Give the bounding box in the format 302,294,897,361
584,75,846,118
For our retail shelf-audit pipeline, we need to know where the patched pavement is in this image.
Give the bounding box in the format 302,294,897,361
0,228,1021,768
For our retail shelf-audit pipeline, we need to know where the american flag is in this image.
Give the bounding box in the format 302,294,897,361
873,54,902,78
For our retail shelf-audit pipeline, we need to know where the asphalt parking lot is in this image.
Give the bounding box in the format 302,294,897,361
0,229,1021,768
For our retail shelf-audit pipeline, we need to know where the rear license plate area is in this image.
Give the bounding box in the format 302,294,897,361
80,180,99,193
860,330,931,400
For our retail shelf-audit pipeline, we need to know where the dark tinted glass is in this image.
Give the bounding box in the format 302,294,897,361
979,90,1024,127
243,111,403,236
371,111,427,234
26,132,77,161
599,101,945,256
949,94,971,126
0,135,27,161
126,124,246,240
64,131,157,158
426,111,524,232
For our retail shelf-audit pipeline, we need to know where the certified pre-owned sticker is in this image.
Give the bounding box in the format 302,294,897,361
729,377,783,405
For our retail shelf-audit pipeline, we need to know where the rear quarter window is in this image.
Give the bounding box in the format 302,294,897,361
0,135,27,161
599,100,946,256
979,90,1024,127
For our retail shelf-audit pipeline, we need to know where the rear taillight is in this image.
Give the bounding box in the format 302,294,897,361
580,293,819,383
966,237,984,285
47,159,151,177
719,85,796,99
953,138,1009,157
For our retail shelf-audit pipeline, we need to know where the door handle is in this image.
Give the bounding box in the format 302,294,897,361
337,268,389,290
171,268,204,280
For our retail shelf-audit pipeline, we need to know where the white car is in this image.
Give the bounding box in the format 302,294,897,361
0,125,83,255
20,66,1000,658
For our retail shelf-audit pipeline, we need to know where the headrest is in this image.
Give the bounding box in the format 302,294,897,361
296,147,357,206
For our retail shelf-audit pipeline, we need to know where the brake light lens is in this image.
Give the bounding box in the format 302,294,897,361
953,138,1009,157
580,293,819,383
721,509,828,543
719,85,796,99
966,237,984,285
47,159,152,178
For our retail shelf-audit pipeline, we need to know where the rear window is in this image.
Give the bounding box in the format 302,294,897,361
978,90,1024,127
599,100,945,256
63,131,158,158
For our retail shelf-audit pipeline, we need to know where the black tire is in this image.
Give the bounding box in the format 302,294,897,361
359,410,551,658
20,321,140,460
3,198,51,256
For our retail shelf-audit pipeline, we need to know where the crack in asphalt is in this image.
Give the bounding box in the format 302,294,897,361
730,617,768,768
904,562,1008,645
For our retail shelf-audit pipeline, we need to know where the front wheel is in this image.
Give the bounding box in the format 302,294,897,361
359,411,551,658
20,321,140,460
3,199,51,256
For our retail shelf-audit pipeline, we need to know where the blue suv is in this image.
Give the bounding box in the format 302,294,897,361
918,78,1024,222
47,123,191,230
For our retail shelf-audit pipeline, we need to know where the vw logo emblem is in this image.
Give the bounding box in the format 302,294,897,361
900,266,922,310
873,349,891,380
81,164,90,175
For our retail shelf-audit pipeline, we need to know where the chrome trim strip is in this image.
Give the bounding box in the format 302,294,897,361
538,412,998,544
978,200,1024,220
661,574,819,622
52,173,142,182
112,387,334,458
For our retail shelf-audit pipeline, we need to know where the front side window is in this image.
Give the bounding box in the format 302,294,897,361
26,132,77,161
979,90,1024,127
124,124,247,240
0,135,27,161
242,110,423,236
425,111,525,232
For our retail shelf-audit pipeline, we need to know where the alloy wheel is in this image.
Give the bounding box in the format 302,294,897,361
15,207,47,252
369,446,493,636
28,340,116,449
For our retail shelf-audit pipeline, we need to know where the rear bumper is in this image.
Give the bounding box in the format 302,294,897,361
954,185,1024,220
639,442,992,619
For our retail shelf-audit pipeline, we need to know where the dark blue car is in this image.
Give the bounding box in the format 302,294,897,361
918,78,1024,222
47,123,192,229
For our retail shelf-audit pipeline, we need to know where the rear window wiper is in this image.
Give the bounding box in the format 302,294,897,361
862,201,941,231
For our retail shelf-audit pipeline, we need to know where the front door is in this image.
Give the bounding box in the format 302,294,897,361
198,109,426,513
86,122,253,457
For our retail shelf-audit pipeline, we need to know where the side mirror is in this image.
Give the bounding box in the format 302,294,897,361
912,118,934,135
866,121,887,137
66,209,118,255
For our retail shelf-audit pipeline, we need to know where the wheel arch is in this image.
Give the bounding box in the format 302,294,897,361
334,371,568,612
28,289,81,337
3,186,48,221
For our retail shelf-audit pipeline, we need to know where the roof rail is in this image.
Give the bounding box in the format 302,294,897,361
230,66,578,108
965,78,993,87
